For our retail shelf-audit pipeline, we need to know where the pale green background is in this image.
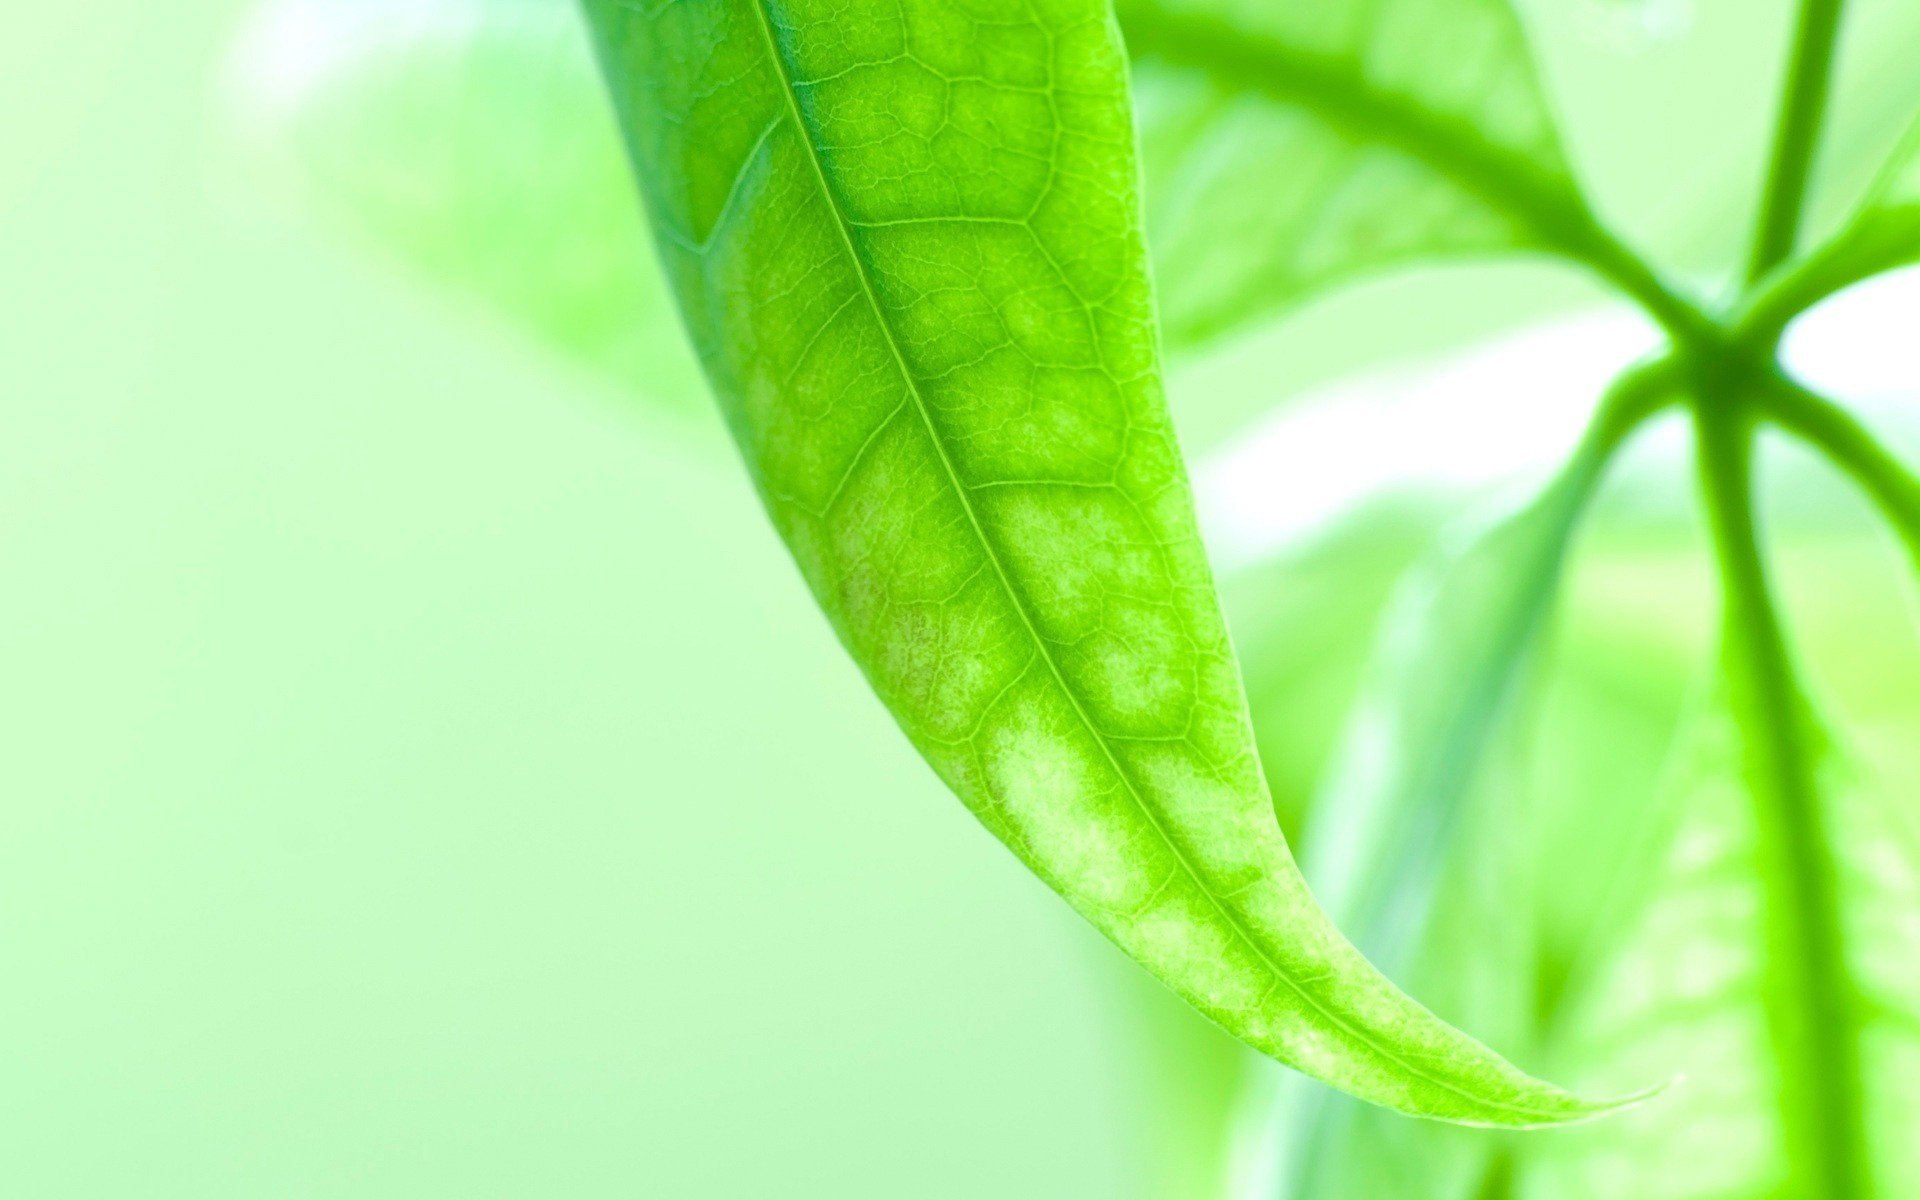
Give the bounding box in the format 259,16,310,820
4,1,1919,1196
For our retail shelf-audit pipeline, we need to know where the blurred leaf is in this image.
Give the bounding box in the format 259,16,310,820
1118,0,1596,349
1516,704,1920,1199
583,0,1614,1125
226,0,706,414
1224,435,1623,1196
1301,446,1611,937
1258,364,1677,1011
1223,507,1446,839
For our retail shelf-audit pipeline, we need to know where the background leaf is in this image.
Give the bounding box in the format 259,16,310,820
583,0,1609,1123
1516,707,1920,1200
1224,428,1661,1197
1118,0,1592,349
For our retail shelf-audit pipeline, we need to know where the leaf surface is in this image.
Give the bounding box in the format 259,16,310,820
1118,0,1596,348
582,0,1606,1123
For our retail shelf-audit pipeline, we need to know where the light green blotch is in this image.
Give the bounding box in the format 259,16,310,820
993,266,1099,355
1069,609,1196,734
1107,416,1192,512
1122,886,1271,1015
1120,742,1278,888
793,425,1038,747
894,583,1027,741
815,419,969,604
981,676,1163,912
976,487,1163,621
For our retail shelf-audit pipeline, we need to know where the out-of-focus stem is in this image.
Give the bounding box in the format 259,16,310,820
1689,381,1865,1200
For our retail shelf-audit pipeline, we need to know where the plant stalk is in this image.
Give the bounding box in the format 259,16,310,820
1759,373,1920,579
1748,0,1849,281
1690,383,1866,1200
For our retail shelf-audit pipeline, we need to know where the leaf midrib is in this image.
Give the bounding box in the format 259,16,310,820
743,0,1572,1122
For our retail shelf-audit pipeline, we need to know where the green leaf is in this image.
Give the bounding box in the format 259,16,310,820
582,0,1612,1124
1117,0,1600,349
1515,703,1920,1199
227,0,705,413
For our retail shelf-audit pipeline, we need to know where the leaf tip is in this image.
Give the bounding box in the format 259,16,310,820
1529,1074,1679,1130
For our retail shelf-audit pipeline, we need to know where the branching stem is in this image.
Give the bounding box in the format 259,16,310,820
1695,17,1877,1185
1689,376,1866,1200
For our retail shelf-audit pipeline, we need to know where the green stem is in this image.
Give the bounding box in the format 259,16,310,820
1748,0,1849,281
1735,113,1920,346
1690,383,1866,1200
1759,373,1920,578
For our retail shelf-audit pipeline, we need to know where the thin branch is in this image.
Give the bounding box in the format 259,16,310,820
1747,0,1849,281
1757,372,1920,576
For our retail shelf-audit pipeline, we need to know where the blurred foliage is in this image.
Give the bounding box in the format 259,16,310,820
227,0,1920,1188
1121,0,1579,347
12,0,1920,1193
1219,459,1920,1199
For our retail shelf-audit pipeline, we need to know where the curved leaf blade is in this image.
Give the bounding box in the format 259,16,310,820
583,0,1607,1124
1119,0,1592,348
